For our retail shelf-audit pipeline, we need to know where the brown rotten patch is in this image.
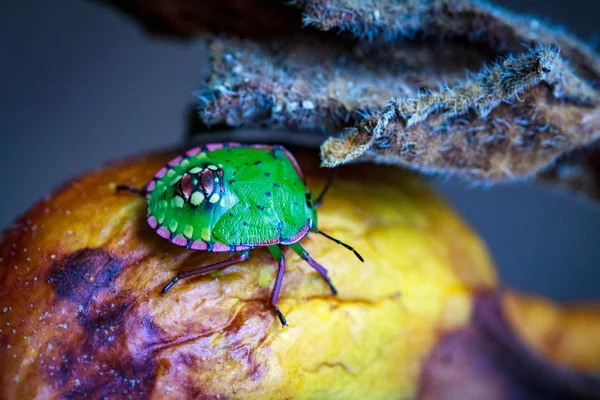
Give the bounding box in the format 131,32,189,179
0,147,599,398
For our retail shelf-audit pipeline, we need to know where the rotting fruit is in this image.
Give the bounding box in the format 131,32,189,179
1,147,599,399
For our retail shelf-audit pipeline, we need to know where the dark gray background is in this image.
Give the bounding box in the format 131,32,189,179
2,0,599,301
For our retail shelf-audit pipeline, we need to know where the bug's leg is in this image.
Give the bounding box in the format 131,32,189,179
314,168,337,206
161,251,250,294
313,229,364,262
116,184,146,196
267,246,287,326
289,243,337,295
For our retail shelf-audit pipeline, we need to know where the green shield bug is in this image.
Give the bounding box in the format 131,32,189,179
117,143,363,325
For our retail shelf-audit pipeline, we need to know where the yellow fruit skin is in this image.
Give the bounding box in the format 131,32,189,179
0,148,596,399
503,291,600,373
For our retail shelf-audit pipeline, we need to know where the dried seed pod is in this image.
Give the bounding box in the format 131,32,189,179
96,0,600,199
321,45,600,181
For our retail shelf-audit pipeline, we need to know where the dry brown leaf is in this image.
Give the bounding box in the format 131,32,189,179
97,0,600,197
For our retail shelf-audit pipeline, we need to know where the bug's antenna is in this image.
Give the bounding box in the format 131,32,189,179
314,229,364,262
314,168,337,206
116,185,146,196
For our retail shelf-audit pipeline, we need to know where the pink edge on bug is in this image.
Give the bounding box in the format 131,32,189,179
249,144,273,150
255,237,281,246
234,245,253,251
146,180,156,193
282,224,310,244
168,156,183,167
279,147,305,182
147,216,158,229
171,235,188,247
154,167,168,179
191,240,208,250
157,226,171,239
186,147,201,157
212,242,231,252
205,143,225,151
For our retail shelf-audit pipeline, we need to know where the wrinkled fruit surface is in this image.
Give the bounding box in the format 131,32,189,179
1,148,506,399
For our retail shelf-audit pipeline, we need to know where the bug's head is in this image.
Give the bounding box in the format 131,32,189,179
173,164,225,206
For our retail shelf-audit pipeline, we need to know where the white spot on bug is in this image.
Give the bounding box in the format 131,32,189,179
201,228,211,242
179,159,190,168
169,219,178,232
190,192,204,206
189,167,202,174
209,193,220,204
183,225,194,239
171,196,185,208
170,175,182,185
207,165,218,171
214,177,219,183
